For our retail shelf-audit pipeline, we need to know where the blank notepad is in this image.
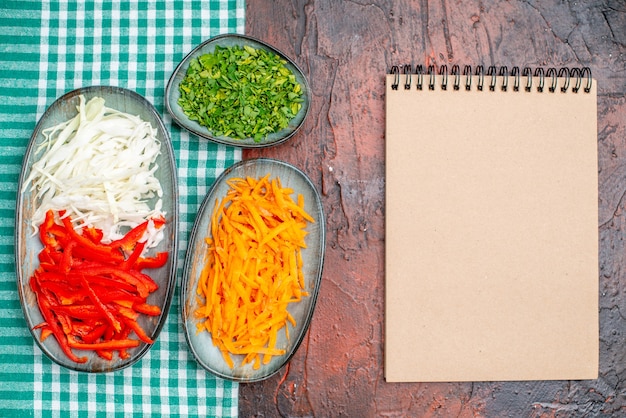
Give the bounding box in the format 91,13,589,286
384,65,598,382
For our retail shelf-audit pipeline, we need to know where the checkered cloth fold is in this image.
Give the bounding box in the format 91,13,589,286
0,1,243,416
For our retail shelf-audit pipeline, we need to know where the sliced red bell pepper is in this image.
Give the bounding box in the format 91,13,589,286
39,210,60,248
80,323,109,344
66,334,141,351
71,266,150,298
121,317,153,344
65,272,139,294
60,214,123,263
51,304,102,320
120,240,147,270
135,252,169,270
33,323,53,342
95,288,145,306
31,281,87,363
37,281,87,305
38,247,61,265
80,276,122,333
127,270,158,293
59,239,76,274
133,303,161,316
109,220,150,254
82,225,104,244
96,350,114,361
30,209,167,363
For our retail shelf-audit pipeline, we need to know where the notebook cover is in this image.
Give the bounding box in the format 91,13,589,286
384,73,599,382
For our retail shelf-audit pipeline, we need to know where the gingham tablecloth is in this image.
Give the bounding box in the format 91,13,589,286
0,1,243,416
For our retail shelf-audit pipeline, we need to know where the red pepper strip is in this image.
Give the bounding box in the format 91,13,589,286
60,240,76,274
133,303,161,316
113,299,134,309
51,305,102,320
121,240,147,270
80,323,109,344
121,317,153,344
34,280,76,335
60,215,124,263
66,269,148,297
31,281,87,363
66,335,141,350
127,270,158,293
46,224,69,249
39,210,59,248
35,270,66,283
71,266,150,298
71,321,98,338
69,243,124,265
79,276,123,333
109,220,149,254
56,314,74,336
112,326,133,360
135,252,168,270
66,272,139,295
94,289,145,305
82,225,104,244
99,327,112,343
96,350,114,361
152,215,166,228
38,281,87,305
33,323,53,342
40,327,53,342
38,248,61,265
112,303,139,320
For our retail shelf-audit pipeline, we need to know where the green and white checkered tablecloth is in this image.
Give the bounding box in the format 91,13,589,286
0,1,244,416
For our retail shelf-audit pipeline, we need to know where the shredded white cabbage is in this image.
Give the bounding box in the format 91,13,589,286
25,95,166,247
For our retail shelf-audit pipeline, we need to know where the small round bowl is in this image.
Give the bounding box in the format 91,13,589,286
15,86,179,373
181,158,325,382
165,34,311,148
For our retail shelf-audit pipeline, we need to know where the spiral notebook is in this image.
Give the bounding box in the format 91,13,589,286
385,65,598,383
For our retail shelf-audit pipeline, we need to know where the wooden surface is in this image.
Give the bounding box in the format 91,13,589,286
241,0,626,416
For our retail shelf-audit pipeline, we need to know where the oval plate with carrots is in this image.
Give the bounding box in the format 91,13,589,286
15,86,179,373
181,158,325,382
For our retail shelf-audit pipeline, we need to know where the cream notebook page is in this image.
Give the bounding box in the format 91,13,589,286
384,67,598,383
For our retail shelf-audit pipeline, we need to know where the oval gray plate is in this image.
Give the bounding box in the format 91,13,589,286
181,158,325,382
165,33,311,148
15,86,179,373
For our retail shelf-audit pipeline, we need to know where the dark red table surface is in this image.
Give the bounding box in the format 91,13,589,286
241,1,626,416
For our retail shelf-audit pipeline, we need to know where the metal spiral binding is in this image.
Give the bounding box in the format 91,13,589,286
511,67,520,92
475,65,484,91
488,65,497,91
389,65,592,93
403,64,412,90
499,66,508,91
428,65,436,90
534,68,545,92
390,65,400,91
451,65,461,91
463,65,472,90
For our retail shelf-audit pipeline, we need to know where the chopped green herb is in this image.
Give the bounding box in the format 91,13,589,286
178,44,304,142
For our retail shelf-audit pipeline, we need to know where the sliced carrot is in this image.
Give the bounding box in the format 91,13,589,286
194,174,314,369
